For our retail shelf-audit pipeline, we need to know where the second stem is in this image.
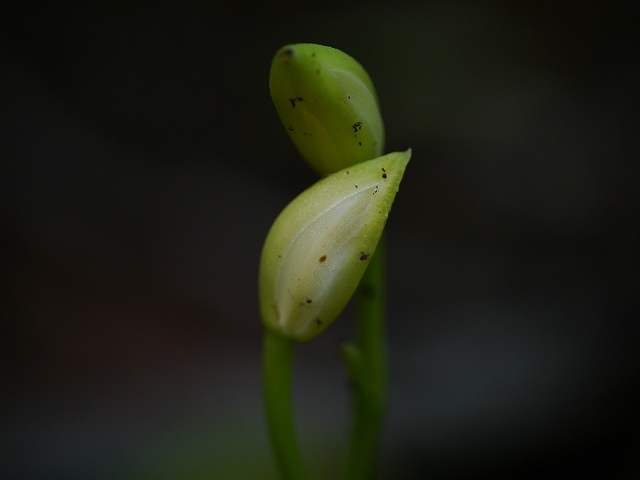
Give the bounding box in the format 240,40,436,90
342,236,388,480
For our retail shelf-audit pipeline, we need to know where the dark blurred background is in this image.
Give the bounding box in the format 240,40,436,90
1,2,639,479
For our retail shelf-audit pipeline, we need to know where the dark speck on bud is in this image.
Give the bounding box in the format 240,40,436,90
278,48,295,63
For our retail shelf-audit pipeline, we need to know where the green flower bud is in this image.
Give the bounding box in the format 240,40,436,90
259,150,410,341
269,43,385,174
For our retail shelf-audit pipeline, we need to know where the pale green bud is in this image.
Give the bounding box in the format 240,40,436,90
269,43,385,174
259,150,410,341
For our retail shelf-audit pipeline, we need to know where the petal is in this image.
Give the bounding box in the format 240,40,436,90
269,44,385,174
259,150,410,341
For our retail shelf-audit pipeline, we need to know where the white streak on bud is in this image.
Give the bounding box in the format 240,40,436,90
259,150,410,341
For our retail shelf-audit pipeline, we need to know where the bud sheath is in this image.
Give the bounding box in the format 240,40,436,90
269,43,385,174
259,150,410,341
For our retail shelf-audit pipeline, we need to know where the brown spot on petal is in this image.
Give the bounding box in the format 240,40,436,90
289,97,304,107
278,48,294,63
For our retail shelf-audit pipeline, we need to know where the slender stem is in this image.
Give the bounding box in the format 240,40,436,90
263,329,307,480
343,236,388,480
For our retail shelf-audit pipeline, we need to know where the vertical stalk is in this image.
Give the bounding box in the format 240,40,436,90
342,236,388,480
264,330,307,480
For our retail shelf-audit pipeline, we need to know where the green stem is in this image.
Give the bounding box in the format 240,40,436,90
264,329,307,480
342,236,388,480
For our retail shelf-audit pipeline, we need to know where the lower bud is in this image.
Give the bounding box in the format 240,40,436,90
259,150,410,341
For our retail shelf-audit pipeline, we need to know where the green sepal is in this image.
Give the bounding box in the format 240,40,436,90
270,43,385,174
259,150,410,342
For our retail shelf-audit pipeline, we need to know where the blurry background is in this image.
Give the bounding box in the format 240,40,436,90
1,2,638,478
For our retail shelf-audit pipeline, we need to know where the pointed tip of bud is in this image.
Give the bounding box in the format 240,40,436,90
259,150,410,341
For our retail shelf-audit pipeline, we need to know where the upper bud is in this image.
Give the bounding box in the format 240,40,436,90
259,150,410,341
269,43,385,174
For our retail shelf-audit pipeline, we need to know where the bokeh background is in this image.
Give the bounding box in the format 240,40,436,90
1,2,639,479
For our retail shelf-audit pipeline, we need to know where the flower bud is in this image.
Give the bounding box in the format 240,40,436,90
259,150,410,341
269,43,385,174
